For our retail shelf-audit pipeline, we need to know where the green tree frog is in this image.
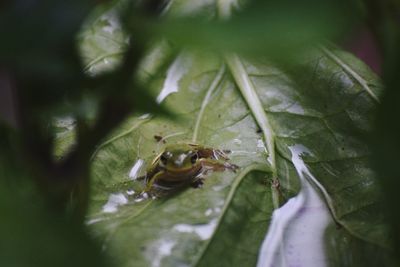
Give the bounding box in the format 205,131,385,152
142,143,238,195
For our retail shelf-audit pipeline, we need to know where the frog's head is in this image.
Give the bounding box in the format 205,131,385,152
159,144,199,172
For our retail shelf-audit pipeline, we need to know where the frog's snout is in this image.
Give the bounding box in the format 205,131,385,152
173,154,187,167
174,160,182,167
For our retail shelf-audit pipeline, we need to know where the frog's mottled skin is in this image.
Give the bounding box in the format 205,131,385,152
143,143,238,194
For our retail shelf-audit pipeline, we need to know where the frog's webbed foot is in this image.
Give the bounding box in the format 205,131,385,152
225,162,239,173
191,178,205,188
213,149,231,161
198,148,230,161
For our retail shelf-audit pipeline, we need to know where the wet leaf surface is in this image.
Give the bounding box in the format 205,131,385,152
240,47,389,248
87,50,272,266
65,1,393,266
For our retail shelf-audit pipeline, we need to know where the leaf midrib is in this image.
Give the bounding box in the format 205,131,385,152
225,54,277,177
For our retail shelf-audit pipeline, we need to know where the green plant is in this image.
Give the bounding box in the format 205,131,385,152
0,0,399,266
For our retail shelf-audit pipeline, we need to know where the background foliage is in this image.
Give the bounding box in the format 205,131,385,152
0,0,399,266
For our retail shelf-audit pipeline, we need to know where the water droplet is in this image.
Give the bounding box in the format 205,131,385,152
129,159,145,180
233,138,242,145
146,239,176,267
173,219,217,240
102,193,128,213
205,208,212,216
86,217,104,225
156,53,192,103
139,113,151,120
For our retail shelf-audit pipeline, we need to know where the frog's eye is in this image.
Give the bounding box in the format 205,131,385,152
190,153,198,164
160,153,169,165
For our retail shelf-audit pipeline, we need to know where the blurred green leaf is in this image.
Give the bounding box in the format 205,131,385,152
0,0,94,112
364,0,400,261
0,125,109,267
153,0,360,57
325,224,395,266
53,116,77,159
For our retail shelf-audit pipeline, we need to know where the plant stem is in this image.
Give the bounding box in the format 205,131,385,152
225,54,277,179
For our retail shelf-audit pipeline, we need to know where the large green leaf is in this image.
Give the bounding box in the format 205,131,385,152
71,1,393,266
83,51,391,266
87,50,273,266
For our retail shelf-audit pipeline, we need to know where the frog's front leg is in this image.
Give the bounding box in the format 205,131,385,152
136,164,163,183
196,148,230,161
144,171,167,192
199,159,239,173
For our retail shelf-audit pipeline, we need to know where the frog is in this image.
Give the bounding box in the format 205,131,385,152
141,143,238,195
